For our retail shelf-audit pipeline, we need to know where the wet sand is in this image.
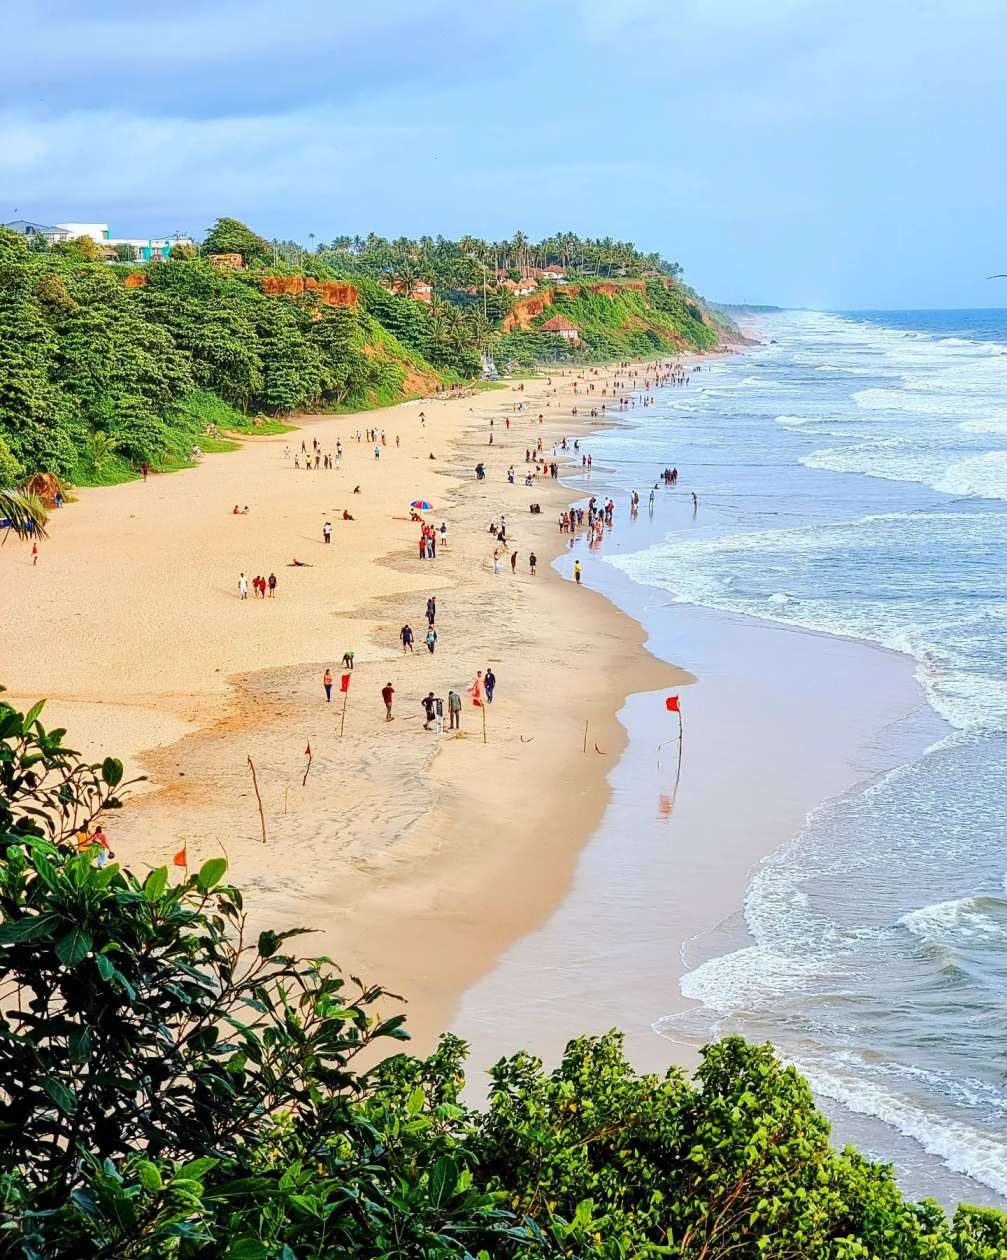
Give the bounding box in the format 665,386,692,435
451,513,944,1080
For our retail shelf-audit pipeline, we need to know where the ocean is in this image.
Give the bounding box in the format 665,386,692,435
592,310,1007,1205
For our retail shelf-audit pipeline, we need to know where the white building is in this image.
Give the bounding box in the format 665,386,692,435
54,223,194,262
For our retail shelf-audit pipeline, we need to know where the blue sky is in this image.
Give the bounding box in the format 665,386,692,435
4,0,1005,309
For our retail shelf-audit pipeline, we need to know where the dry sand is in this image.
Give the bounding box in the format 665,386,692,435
1,361,689,1050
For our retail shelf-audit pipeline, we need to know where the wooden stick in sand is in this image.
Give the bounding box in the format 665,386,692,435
247,756,267,845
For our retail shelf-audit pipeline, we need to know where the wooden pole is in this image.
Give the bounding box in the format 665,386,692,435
247,756,267,845
583,720,589,753
481,701,487,745
676,710,684,786
302,743,313,788
339,689,349,738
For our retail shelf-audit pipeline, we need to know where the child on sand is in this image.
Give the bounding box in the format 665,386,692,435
323,668,333,702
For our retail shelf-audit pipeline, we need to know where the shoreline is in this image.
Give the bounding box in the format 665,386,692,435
2,352,715,1052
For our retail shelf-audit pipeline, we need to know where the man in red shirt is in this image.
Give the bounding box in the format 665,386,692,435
381,682,395,721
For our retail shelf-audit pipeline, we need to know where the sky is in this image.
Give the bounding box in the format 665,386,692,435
4,0,1006,309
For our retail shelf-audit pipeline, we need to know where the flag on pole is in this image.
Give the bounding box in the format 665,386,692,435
172,845,187,868
340,674,351,692
665,696,680,712
305,741,312,756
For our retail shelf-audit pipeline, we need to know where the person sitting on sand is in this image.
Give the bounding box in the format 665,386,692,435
289,559,312,567
353,485,361,494
233,505,240,514
342,509,354,520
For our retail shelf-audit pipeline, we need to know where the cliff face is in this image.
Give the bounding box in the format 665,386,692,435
259,276,359,308
500,281,658,332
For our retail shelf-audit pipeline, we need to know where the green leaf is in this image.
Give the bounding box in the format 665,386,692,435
101,756,123,787
0,915,57,944
143,866,168,901
24,700,45,728
224,1239,268,1260
69,1026,92,1063
407,1085,426,1115
428,1156,456,1210
41,1077,76,1114
56,927,93,967
136,1160,163,1192
196,857,227,892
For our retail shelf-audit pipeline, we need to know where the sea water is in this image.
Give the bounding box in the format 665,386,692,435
599,310,1007,1203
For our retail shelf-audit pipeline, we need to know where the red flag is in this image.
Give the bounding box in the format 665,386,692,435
305,741,312,756
172,846,187,868
340,674,351,693
472,696,482,707
665,696,680,713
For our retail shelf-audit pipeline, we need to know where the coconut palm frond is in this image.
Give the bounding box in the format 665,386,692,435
0,488,49,540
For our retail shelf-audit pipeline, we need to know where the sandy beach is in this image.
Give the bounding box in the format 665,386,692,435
1,360,690,1050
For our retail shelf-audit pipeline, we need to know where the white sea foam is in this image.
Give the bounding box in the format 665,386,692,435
900,897,1007,944
793,1055,1007,1198
935,450,1007,500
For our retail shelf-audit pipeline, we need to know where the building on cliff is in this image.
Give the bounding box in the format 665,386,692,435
540,315,580,342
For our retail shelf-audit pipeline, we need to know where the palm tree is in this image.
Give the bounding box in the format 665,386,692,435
0,487,48,540
88,432,121,473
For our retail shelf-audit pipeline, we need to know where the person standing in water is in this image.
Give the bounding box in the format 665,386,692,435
574,561,582,585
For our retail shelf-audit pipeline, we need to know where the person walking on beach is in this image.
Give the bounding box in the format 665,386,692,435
141,460,149,482
510,549,518,574
268,572,277,597
426,596,437,626
400,624,414,653
323,668,333,702
529,552,537,575
238,573,249,600
574,561,582,585
425,626,438,654
484,668,496,704
90,824,112,868
421,691,437,731
323,520,332,544
469,671,484,706
381,682,395,721
448,689,461,730
492,549,501,575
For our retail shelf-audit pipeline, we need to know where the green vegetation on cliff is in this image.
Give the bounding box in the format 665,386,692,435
0,229,443,484
0,687,1004,1259
498,279,724,367
0,219,732,485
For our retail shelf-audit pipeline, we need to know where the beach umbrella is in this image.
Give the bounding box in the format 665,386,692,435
410,499,434,511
